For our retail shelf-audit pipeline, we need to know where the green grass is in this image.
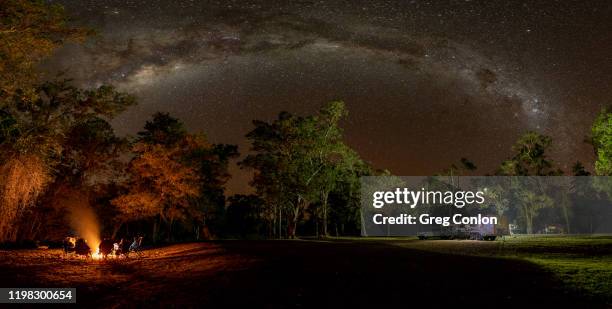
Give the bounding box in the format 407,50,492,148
527,256,612,300
345,235,612,302
302,235,612,300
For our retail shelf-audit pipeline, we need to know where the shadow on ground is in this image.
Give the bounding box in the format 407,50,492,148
0,240,603,308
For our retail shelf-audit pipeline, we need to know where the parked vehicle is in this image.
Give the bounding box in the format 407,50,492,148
418,220,508,241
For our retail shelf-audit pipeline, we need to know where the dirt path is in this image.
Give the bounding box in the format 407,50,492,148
0,241,602,307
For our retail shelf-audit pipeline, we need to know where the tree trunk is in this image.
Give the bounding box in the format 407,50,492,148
360,208,367,236
322,190,329,237
562,195,571,234
278,207,282,239
152,218,159,244
272,204,277,239
287,196,304,239
524,206,533,234
166,217,174,242
288,220,296,238
289,202,300,239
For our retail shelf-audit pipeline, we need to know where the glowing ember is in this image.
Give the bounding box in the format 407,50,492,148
92,249,103,260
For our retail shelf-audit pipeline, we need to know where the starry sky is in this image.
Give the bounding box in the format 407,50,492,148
45,0,612,193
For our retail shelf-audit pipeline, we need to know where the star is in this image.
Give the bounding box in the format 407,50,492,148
44,0,612,192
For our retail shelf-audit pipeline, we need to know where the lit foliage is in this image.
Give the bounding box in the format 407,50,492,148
496,132,561,234
112,141,200,222
111,112,235,240
0,1,134,243
242,101,369,237
0,0,90,101
0,155,48,242
498,131,562,176
592,108,612,176
0,81,134,242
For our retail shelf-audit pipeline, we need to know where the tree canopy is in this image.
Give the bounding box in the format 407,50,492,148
497,131,562,176
0,0,90,102
592,108,612,175
241,101,370,238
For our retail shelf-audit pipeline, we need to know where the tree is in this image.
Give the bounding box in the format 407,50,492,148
516,186,553,234
309,101,363,237
0,1,139,244
497,132,561,234
0,80,133,243
113,114,195,242
242,101,367,238
31,116,129,241
112,140,200,242
58,117,129,184
241,111,309,238
327,162,371,236
226,194,265,238
112,113,237,241
440,158,477,176
572,161,591,176
0,0,90,102
188,143,239,238
497,132,562,176
137,112,187,146
591,107,612,175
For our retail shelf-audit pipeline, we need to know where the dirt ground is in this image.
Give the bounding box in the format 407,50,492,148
0,240,607,308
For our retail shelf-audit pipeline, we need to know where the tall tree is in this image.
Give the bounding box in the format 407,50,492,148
497,131,562,176
112,138,200,242
226,194,265,238
242,111,309,238
0,80,133,242
591,107,612,176
497,132,560,234
0,0,90,102
137,112,187,146
112,113,237,241
590,108,612,201
32,116,129,240
192,143,239,237
242,101,367,238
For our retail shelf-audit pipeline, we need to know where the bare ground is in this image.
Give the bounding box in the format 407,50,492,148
0,240,606,308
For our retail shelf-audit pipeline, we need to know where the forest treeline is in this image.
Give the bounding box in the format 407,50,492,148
0,1,611,244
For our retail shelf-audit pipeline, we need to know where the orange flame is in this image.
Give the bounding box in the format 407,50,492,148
65,192,101,257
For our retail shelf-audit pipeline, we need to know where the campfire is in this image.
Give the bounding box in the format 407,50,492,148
63,236,143,260
61,196,143,260
92,248,103,260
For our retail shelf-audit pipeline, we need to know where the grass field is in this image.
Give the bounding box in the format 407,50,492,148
386,235,612,302
0,237,610,307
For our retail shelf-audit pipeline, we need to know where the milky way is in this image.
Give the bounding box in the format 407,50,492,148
45,0,612,192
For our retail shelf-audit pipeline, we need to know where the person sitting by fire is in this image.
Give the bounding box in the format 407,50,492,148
120,238,130,255
112,238,130,256
62,237,76,255
113,240,121,255
99,238,114,258
74,238,91,256
129,236,143,255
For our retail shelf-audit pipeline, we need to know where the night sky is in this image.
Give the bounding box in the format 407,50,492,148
45,0,612,193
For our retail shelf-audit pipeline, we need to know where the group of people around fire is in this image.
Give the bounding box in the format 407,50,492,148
62,236,143,258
